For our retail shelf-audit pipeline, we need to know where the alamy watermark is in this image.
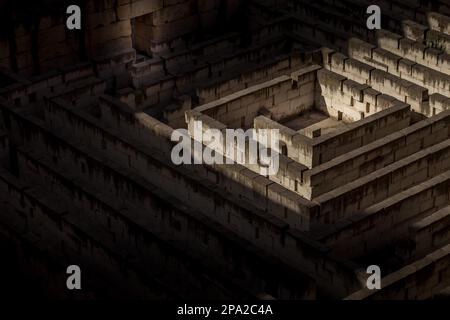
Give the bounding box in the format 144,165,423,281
66,5,81,30
171,120,280,176
366,265,381,290
66,265,81,290
366,5,381,30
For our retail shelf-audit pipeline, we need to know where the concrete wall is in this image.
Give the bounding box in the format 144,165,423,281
136,35,293,115
410,206,450,259
0,167,170,299
305,110,450,198
346,38,431,115
0,0,243,75
316,67,398,120
377,29,450,76
310,103,411,167
193,66,320,128
0,49,135,106
253,96,410,172
314,139,450,228
102,96,316,230
347,40,450,99
14,146,316,299
319,171,450,259
164,51,316,128
186,110,312,202
0,97,363,298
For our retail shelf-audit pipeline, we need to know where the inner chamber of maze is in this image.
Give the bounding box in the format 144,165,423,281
0,0,450,300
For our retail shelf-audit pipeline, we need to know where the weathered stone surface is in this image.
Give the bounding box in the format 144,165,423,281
0,0,449,301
